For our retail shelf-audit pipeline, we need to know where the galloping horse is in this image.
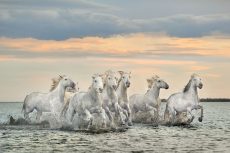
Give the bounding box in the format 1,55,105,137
22,75,76,122
164,74,204,125
129,75,169,123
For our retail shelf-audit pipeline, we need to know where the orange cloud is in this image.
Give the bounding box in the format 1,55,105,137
0,33,230,57
190,65,210,71
0,55,15,61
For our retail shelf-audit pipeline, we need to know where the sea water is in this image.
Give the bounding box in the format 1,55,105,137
0,102,230,152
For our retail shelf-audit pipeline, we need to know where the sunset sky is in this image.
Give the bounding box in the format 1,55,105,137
0,0,230,101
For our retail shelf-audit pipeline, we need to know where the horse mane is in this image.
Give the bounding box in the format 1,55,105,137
50,75,65,91
116,76,122,90
183,79,192,93
183,73,200,93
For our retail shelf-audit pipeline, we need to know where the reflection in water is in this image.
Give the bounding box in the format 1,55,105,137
0,102,230,152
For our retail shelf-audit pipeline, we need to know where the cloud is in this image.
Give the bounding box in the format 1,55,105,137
0,33,230,60
0,0,230,39
190,65,210,71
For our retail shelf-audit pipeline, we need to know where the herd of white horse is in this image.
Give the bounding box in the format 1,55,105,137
22,70,204,130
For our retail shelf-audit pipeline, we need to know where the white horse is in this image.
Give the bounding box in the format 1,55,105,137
129,75,169,123
48,75,80,117
22,75,76,122
64,74,106,129
164,74,203,125
102,70,126,126
116,71,132,126
50,75,79,106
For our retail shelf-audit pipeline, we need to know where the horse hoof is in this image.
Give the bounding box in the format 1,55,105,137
198,117,203,122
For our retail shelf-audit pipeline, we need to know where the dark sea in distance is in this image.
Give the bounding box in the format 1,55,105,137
0,102,230,153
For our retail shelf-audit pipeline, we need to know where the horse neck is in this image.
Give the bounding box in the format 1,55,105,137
89,86,102,105
117,82,128,102
146,85,160,100
52,82,66,103
105,84,117,100
184,82,199,101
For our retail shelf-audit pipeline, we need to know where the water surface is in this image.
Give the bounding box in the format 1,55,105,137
0,102,230,152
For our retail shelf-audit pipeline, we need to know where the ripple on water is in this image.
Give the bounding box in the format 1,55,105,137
0,102,230,152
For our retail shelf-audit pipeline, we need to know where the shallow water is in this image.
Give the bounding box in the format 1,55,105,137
0,102,230,152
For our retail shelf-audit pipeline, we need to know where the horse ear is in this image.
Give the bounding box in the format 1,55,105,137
191,73,198,78
59,75,63,79
118,71,124,75
99,74,105,79
152,75,159,81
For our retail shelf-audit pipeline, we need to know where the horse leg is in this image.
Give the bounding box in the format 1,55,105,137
24,106,34,122
197,105,203,122
115,103,126,125
164,105,170,123
187,107,194,123
36,111,42,123
65,104,75,123
123,104,132,126
104,106,113,122
100,109,107,128
154,106,160,124
24,112,30,122
146,104,156,122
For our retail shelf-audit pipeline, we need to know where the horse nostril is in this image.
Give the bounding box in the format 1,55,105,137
166,84,169,89
99,88,103,92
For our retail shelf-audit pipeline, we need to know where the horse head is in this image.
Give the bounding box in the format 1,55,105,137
191,73,203,89
105,70,118,90
148,75,169,90
118,71,131,88
92,74,104,93
60,76,76,89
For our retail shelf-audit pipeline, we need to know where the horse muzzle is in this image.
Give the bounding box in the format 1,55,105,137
71,82,76,88
198,83,203,89
126,82,130,88
98,88,103,93
112,85,117,90
165,84,169,89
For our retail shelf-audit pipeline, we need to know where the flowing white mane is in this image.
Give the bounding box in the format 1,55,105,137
50,75,66,92
183,73,200,93
147,74,159,89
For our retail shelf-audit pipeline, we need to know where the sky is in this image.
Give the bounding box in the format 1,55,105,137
0,0,230,101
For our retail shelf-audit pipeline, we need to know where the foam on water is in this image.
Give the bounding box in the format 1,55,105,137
0,102,230,152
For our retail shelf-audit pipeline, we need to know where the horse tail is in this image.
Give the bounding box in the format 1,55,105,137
22,95,28,113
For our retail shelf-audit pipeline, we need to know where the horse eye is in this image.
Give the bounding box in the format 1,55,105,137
122,76,125,79
95,80,97,83
158,80,160,82
108,77,111,80
65,78,67,81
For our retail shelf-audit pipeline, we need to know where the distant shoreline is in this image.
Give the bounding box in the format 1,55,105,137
0,98,230,103
161,98,230,102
